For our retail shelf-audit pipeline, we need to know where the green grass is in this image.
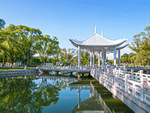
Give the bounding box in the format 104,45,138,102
0,68,27,71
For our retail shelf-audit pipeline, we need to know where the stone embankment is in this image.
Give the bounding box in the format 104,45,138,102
0,69,39,77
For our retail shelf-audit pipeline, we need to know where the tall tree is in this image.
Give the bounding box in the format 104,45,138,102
58,48,76,66
81,50,90,66
15,25,42,66
129,26,150,66
36,35,60,64
0,19,5,30
0,24,17,66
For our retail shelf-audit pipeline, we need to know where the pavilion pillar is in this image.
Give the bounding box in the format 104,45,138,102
118,49,121,65
114,47,116,65
98,52,101,68
104,51,106,69
78,46,81,67
92,51,95,67
90,51,92,67
78,86,81,108
102,51,105,70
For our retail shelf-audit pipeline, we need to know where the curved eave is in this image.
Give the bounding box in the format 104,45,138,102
69,39,127,48
69,39,80,47
116,43,129,50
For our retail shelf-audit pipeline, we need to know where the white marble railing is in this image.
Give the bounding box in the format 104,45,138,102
126,66,150,73
37,65,92,72
126,66,150,69
91,66,150,106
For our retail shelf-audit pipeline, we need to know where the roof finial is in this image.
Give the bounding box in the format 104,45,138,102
94,25,97,34
101,31,103,36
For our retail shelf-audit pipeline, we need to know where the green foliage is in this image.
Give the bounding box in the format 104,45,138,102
129,26,150,66
106,59,113,65
81,50,90,66
36,35,59,64
29,57,42,66
0,24,18,65
0,24,60,67
15,25,42,65
121,53,129,63
0,19,5,30
56,49,92,66
58,48,76,66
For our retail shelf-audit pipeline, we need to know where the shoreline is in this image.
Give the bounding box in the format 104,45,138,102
0,69,39,77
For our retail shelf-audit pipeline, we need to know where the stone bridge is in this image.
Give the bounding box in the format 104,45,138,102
37,66,91,75
91,66,150,113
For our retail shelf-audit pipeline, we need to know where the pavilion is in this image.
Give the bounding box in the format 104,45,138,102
69,28,128,70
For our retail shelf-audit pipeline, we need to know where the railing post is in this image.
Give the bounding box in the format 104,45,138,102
125,72,129,93
113,68,116,77
124,65,126,70
103,71,106,86
140,70,145,101
118,68,121,77
131,69,134,80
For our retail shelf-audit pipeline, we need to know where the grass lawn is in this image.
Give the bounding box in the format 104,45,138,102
0,68,27,71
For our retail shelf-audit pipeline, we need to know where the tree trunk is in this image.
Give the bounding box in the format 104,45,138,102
24,58,28,66
44,58,47,65
147,58,150,66
10,58,14,68
25,53,29,67
10,52,14,68
3,52,7,66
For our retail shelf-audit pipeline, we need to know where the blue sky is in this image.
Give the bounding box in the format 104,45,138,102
1,0,150,53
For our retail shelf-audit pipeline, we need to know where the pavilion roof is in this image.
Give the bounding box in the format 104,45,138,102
116,43,129,50
69,33,127,48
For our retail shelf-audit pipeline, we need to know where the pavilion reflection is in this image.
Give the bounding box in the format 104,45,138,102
71,82,132,113
71,83,106,113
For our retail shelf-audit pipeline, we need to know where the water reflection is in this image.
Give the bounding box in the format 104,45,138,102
0,76,61,113
71,84,105,113
0,75,132,113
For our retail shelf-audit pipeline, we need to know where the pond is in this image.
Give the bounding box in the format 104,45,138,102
0,75,133,113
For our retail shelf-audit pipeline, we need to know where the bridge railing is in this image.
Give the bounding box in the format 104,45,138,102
91,66,150,106
38,65,92,72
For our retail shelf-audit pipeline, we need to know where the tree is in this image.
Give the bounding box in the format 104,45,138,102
0,24,17,66
129,26,150,66
0,23,61,67
0,19,5,30
30,57,42,66
81,50,90,66
121,53,129,63
36,35,60,64
15,25,42,66
58,48,76,66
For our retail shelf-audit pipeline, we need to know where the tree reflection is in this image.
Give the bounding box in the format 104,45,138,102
0,76,62,113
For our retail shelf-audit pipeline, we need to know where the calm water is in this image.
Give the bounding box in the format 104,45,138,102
0,75,133,113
